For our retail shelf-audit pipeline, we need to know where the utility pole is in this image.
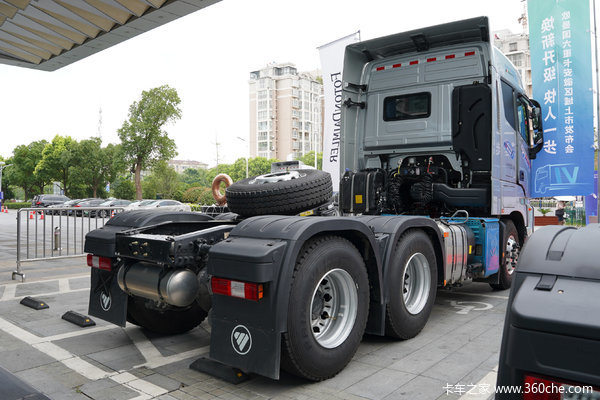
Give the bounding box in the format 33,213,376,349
97,107,103,141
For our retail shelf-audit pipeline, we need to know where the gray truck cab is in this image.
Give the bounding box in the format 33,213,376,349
339,16,543,238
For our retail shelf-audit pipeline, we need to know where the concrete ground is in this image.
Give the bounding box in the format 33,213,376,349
0,208,504,400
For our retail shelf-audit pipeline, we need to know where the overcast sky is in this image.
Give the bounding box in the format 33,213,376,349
0,0,544,166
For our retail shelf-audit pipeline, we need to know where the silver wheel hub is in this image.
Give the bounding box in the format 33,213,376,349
310,268,358,349
505,235,519,275
402,253,431,315
251,171,305,184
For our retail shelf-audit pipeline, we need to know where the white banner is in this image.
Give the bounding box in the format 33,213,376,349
318,32,360,191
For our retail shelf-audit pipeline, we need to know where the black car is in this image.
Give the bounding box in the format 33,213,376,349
31,194,70,208
94,199,132,218
75,199,106,217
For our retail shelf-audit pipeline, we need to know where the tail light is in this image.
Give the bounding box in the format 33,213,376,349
87,254,112,271
523,374,599,400
36,201,41,205
211,277,263,301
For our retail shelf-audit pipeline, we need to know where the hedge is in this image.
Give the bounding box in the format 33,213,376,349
3,202,30,209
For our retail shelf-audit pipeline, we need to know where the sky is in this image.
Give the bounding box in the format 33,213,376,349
0,0,534,166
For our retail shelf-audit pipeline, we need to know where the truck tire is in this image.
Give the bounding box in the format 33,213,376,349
490,220,519,291
281,236,369,381
126,297,208,335
225,169,332,217
385,230,437,339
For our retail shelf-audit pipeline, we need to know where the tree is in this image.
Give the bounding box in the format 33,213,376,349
111,176,135,200
75,139,126,197
5,140,49,200
142,161,180,199
299,151,323,170
35,135,80,196
118,85,181,199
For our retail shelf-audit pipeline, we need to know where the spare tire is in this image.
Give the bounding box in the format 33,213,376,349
225,169,332,217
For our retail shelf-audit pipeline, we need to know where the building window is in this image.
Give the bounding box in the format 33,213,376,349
258,90,268,100
258,111,268,120
509,42,518,52
258,100,268,110
292,99,299,108
258,141,269,151
258,121,270,130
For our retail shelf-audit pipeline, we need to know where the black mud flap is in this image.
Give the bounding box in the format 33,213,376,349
88,269,128,327
209,316,281,380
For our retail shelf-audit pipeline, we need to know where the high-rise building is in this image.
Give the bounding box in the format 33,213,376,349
249,62,323,160
493,29,532,97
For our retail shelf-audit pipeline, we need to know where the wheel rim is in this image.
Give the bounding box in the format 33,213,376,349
309,268,358,349
251,171,305,184
402,253,431,315
505,235,519,276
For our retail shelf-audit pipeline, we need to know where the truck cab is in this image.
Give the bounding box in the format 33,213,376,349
339,16,543,238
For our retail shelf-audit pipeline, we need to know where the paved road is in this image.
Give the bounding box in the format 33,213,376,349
0,209,505,400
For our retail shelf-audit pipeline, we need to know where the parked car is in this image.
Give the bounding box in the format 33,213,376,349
123,199,155,211
95,199,132,218
46,199,81,215
137,199,191,212
31,194,70,209
76,198,106,217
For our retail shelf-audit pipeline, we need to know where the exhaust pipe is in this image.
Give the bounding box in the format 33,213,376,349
117,262,200,307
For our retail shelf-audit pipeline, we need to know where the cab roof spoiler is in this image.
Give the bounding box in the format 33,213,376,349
348,16,489,61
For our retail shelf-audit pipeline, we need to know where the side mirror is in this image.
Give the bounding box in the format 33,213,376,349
529,99,544,159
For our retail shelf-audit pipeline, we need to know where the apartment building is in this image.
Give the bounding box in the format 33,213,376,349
249,62,323,160
493,29,533,97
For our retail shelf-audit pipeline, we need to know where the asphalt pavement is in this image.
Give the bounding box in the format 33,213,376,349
0,208,505,400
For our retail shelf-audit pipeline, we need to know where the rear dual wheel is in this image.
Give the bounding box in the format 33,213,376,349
281,236,369,381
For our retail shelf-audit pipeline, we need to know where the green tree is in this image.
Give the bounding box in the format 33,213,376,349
75,139,126,197
180,168,212,187
118,85,181,200
299,151,323,170
5,140,49,200
142,161,180,199
111,176,135,200
34,136,80,197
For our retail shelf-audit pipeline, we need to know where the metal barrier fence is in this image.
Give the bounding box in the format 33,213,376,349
13,207,124,281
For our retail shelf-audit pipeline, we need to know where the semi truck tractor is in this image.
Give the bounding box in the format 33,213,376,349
84,16,544,381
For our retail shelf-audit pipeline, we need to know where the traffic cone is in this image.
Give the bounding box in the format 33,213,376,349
3,206,7,213
40,212,44,220
110,210,115,218
29,211,34,219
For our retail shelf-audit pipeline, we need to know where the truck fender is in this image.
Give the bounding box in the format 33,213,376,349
206,215,383,379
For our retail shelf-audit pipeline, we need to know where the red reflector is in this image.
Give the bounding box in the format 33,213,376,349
376,66,385,71
392,63,401,68
86,254,112,271
409,60,418,65
446,54,456,59
211,277,263,301
465,51,475,56
427,57,436,62
36,202,41,205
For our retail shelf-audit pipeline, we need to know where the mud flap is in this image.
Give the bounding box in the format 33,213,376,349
88,269,128,327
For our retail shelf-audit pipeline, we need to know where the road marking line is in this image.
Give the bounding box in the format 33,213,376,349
0,287,88,302
141,346,210,369
125,327,163,363
458,367,498,399
0,284,16,300
0,316,169,398
44,325,115,342
58,278,70,293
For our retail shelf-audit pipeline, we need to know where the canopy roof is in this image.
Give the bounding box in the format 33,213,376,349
0,0,220,71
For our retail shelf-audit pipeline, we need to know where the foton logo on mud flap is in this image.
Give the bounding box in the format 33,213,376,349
231,325,252,355
100,290,112,312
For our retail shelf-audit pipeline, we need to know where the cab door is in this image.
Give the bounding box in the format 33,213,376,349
516,97,532,198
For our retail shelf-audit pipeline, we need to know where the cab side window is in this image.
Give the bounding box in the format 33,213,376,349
516,100,528,142
501,81,516,130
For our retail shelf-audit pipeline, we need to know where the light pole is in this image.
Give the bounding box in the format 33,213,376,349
236,136,249,178
0,162,11,208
